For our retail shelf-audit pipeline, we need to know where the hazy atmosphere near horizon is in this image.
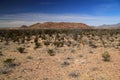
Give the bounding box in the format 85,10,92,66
0,0,120,27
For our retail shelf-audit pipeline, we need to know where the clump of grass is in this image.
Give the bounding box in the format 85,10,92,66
47,49,55,56
102,51,111,62
17,47,25,53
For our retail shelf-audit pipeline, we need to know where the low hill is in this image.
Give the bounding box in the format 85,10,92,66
27,22,91,29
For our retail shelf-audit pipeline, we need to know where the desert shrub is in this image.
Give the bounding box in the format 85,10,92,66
26,36,31,42
61,61,70,67
73,33,78,41
89,41,97,48
69,71,80,78
47,49,55,56
44,41,50,46
79,54,83,58
35,42,41,49
54,41,64,47
89,50,93,54
17,47,25,53
4,58,15,64
65,41,72,47
43,78,49,80
0,51,3,56
0,67,12,74
34,36,39,43
21,38,25,44
26,56,33,59
102,51,111,62
41,34,47,40
4,58,17,68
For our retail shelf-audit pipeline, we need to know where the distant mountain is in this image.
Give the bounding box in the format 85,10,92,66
21,22,91,29
97,23,120,29
20,25,28,28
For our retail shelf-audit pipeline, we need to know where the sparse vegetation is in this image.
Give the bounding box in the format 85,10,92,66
61,61,70,67
0,67,12,74
26,56,33,59
0,51,3,56
17,47,25,53
102,51,111,62
44,41,50,46
34,36,39,43
47,49,55,56
4,58,16,67
54,41,64,47
89,41,97,48
35,42,41,49
69,71,80,78
0,28,119,80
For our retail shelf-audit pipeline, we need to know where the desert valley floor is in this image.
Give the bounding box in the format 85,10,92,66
0,29,120,80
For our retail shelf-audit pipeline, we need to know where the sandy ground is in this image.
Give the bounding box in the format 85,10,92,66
0,34,120,80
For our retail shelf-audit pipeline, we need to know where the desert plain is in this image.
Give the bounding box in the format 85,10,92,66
0,29,120,80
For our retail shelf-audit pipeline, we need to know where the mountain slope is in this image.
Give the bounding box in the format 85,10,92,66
97,23,120,29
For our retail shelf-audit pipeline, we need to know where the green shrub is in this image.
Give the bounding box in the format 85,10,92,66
102,51,111,62
44,41,50,46
69,71,80,78
0,67,12,74
54,41,64,47
89,41,97,48
47,49,55,56
34,36,38,43
35,42,41,49
17,47,25,53
4,58,15,67
4,58,14,64
61,61,70,67
0,51,3,56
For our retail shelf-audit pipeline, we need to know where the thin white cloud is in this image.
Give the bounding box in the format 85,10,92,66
0,13,120,27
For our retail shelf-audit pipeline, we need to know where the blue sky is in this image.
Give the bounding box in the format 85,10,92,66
0,0,120,27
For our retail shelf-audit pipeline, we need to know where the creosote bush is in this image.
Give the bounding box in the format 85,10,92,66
102,51,111,62
44,41,50,46
0,51,3,56
54,41,64,47
47,49,55,56
4,58,16,68
17,47,25,53
69,71,80,78
35,42,41,49
61,61,70,67
34,36,38,43
0,67,12,74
